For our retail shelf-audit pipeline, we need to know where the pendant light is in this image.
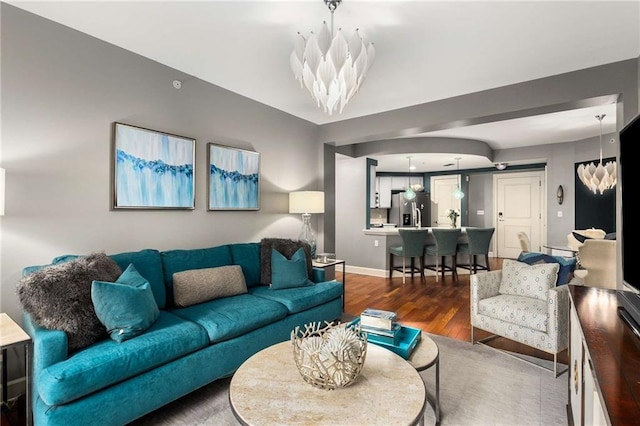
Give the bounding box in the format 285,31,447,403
576,114,617,194
403,156,417,202
453,157,465,199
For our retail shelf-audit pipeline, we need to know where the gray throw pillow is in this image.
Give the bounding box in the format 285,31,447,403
17,252,123,352
173,265,248,307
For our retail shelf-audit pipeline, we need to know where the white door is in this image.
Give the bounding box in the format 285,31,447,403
494,171,545,258
430,175,461,227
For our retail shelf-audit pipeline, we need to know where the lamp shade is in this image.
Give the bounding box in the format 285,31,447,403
289,191,324,214
0,168,5,216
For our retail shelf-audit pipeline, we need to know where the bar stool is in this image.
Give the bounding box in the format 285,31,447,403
424,228,462,283
389,229,429,284
457,227,495,274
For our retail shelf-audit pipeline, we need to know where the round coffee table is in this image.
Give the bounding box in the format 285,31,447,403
229,341,426,425
407,332,440,425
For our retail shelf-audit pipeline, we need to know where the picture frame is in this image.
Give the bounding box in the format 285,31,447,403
207,143,260,211
113,122,195,210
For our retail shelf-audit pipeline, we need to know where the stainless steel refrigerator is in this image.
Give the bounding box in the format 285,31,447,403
389,191,431,227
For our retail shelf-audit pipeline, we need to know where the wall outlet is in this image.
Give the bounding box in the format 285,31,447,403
557,211,563,217
374,240,379,247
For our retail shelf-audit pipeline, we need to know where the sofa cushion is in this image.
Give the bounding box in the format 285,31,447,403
173,265,248,307
270,247,314,289
498,259,559,301
17,253,122,352
260,238,312,285
250,281,343,314
230,243,261,287
161,245,232,305
516,252,577,285
91,264,160,342
478,294,549,332
109,249,166,309
37,310,208,406
170,294,288,343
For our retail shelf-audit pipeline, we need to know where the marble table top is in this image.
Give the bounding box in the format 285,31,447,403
230,340,426,425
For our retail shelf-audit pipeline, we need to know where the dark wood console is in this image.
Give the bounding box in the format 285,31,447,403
568,285,640,425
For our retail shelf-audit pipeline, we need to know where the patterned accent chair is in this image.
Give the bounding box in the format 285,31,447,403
470,259,569,377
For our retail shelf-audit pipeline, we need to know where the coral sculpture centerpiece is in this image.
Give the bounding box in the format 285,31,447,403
291,321,367,390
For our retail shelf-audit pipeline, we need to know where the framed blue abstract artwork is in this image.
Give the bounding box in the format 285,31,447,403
113,123,195,210
207,143,260,210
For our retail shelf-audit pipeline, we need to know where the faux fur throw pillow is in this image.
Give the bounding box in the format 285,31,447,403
17,252,122,352
259,238,313,285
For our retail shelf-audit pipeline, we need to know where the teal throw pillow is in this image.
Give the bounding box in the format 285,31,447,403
270,248,314,290
91,263,160,342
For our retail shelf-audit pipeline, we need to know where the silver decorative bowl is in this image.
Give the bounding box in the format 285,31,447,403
291,321,367,390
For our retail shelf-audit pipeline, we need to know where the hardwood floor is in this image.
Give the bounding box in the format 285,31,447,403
343,256,569,365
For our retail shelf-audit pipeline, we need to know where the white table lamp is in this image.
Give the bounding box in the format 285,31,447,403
289,191,324,256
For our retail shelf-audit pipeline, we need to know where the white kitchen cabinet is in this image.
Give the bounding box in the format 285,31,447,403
378,177,392,208
409,176,424,187
369,164,377,207
391,176,409,190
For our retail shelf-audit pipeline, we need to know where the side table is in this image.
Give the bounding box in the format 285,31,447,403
0,313,32,426
311,258,346,310
407,332,440,425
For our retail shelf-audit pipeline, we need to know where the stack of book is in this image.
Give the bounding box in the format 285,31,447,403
359,308,401,346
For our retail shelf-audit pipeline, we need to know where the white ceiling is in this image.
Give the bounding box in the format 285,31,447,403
9,0,639,171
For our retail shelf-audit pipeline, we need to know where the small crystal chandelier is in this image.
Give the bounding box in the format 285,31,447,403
577,114,617,195
290,0,375,115
453,157,465,199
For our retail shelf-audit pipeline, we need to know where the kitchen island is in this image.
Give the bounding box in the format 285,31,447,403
362,227,472,277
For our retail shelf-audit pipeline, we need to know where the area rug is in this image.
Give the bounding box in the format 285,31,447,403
130,333,567,425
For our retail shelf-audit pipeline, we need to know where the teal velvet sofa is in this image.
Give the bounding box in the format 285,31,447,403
22,242,343,426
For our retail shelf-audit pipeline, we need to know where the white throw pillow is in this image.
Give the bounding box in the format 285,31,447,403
173,265,247,307
498,259,559,301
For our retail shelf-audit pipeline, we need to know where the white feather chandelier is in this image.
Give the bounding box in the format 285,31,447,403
576,114,617,195
290,0,375,115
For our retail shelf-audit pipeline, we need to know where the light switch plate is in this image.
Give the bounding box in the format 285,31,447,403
557,211,563,217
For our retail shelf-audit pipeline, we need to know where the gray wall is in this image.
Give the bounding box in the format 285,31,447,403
0,4,325,328
467,173,493,228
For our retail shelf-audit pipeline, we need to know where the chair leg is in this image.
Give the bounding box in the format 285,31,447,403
440,256,445,281
485,254,491,271
410,257,415,278
402,256,406,285
472,254,477,274
389,253,393,279
420,255,425,282
452,255,458,284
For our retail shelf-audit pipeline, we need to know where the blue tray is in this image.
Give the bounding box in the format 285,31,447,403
349,319,422,359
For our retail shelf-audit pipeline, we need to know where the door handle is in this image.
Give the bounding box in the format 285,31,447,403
498,212,504,222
